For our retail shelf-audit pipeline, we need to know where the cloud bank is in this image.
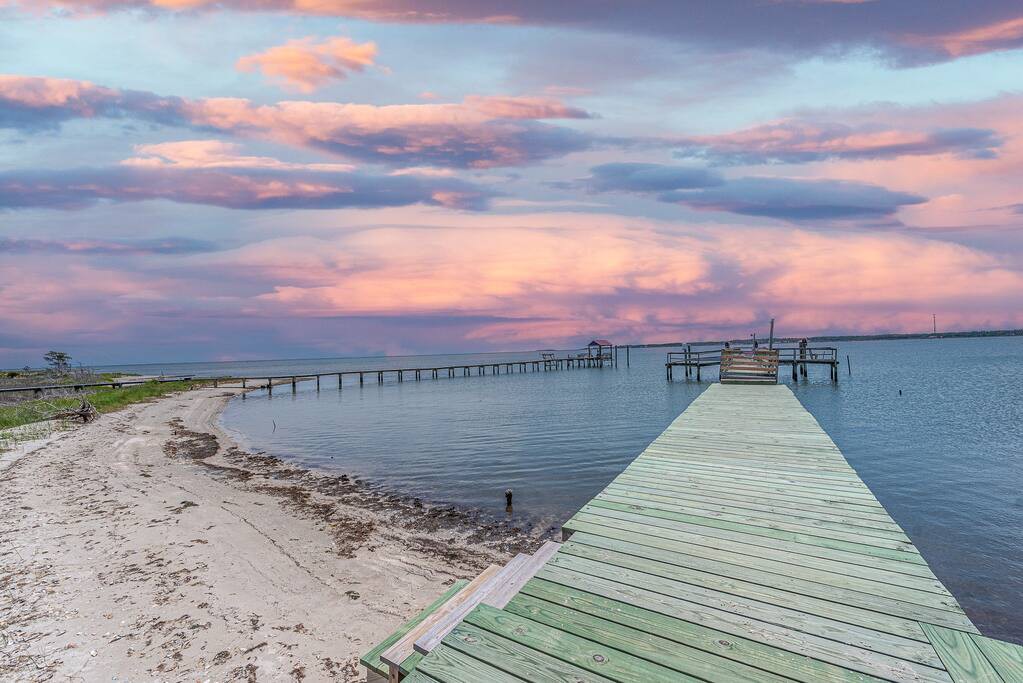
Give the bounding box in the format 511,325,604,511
0,76,594,168
0,165,493,210
3,215,1020,362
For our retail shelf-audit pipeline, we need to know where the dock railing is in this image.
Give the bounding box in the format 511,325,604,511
667,345,840,382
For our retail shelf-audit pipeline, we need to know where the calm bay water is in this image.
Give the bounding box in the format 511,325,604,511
102,337,1023,641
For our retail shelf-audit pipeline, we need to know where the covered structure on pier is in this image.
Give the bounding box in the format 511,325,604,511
586,339,613,360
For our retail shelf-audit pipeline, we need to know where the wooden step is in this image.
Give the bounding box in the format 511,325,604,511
379,564,502,681
414,540,561,655
361,579,470,681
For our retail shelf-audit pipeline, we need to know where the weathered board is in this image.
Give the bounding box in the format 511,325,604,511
397,383,1023,682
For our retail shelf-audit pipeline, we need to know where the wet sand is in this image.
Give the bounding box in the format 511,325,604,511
0,387,538,682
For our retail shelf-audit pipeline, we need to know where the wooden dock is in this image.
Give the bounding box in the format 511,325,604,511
377,383,1023,683
668,346,840,382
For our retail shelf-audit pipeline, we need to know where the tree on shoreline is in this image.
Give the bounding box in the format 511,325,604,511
44,350,72,375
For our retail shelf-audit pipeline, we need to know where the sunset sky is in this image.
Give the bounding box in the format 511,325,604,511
3,2,1023,364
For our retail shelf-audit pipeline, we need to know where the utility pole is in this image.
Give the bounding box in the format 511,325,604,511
768,318,775,349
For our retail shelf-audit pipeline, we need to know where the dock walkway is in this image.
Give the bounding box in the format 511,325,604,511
396,383,1023,682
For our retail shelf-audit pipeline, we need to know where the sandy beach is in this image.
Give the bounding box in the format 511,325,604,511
0,387,537,682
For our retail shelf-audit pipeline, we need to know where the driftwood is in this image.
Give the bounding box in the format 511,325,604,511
50,398,99,423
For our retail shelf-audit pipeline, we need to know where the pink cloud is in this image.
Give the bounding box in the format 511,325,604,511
675,120,1002,165
903,16,1023,59
0,161,493,211
770,96,1023,229
236,36,378,92
3,212,1021,360
121,139,355,171
0,75,594,167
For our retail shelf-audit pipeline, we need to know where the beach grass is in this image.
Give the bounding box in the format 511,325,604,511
0,379,208,432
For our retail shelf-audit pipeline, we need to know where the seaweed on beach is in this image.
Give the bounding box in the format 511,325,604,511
161,418,548,569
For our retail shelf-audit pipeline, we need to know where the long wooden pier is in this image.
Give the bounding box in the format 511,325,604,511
253,353,612,395
0,352,616,398
369,383,1023,682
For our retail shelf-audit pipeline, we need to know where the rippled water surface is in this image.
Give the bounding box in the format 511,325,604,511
104,337,1023,641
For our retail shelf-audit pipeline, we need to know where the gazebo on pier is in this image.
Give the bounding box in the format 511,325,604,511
587,339,613,361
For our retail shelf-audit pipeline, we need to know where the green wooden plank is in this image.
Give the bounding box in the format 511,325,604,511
606,476,898,522
972,634,1023,681
551,547,930,641
565,532,970,622
463,603,702,683
613,472,887,515
612,473,892,515
519,577,888,683
535,565,951,678
627,459,874,495
639,450,858,476
603,481,906,532
504,593,796,683
621,465,881,504
920,624,1004,683
582,501,927,565
639,451,854,472
360,579,469,676
595,490,912,545
399,671,443,683
565,517,949,597
567,508,936,579
445,621,616,683
416,642,527,683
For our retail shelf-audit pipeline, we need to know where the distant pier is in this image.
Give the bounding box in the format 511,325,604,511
254,351,615,395
666,345,840,383
1,346,623,399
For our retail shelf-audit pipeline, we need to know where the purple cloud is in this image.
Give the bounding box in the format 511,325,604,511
674,122,1003,165
0,236,219,255
661,177,927,221
587,163,724,192
586,162,927,221
0,166,495,211
0,76,594,168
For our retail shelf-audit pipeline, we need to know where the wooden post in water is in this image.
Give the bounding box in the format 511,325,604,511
626,345,630,367
316,375,320,391
267,379,272,396
242,378,247,388
291,377,296,393
338,373,342,390
359,372,364,386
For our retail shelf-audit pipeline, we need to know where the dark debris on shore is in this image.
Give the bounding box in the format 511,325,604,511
162,418,548,570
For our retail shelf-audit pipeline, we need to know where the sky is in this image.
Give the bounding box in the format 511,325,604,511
2,2,1023,365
